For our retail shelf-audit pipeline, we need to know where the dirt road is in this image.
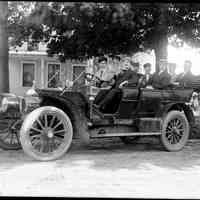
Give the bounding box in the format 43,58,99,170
0,137,200,198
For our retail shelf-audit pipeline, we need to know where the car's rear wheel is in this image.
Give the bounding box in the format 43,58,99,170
20,106,73,161
0,119,22,150
160,110,189,151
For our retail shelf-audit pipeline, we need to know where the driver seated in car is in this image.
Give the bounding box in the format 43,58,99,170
95,56,114,88
94,58,141,113
93,56,115,106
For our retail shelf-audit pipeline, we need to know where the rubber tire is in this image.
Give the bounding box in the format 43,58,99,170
41,100,90,145
20,106,73,161
160,110,189,151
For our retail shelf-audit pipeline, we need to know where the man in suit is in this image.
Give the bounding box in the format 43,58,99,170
138,63,153,88
151,59,172,89
130,61,143,80
113,60,141,88
93,56,119,105
95,58,140,113
176,60,194,87
94,56,109,105
95,56,109,86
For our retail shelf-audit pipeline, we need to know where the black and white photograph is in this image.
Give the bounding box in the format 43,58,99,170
1,1,200,198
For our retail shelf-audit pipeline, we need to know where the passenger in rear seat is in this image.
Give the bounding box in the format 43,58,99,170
151,59,172,89
176,60,195,87
138,63,153,88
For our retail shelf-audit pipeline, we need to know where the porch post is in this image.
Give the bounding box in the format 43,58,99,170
41,57,45,88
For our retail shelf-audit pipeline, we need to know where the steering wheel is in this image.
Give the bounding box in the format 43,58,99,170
85,72,101,83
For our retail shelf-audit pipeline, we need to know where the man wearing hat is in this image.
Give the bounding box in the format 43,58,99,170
93,56,112,105
138,63,153,88
95,56,109,85
151,59,172,89
95,58,141,113
176,60,194,86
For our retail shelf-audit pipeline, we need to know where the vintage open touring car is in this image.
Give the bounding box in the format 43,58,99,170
0,72,199,161
9,71,197,161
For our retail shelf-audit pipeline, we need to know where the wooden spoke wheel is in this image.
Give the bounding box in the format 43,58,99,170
20,106,73,161
0,119,22,150
160,111,189,151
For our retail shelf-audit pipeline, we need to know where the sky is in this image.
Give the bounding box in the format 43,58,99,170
168,44,200,75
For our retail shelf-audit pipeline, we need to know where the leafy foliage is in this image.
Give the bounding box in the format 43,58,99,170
7,2,200,61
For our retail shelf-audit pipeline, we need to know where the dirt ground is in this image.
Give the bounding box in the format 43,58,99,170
0,137,200,198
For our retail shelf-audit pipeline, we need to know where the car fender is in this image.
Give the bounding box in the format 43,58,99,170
156,102,195,126
40,95,90,144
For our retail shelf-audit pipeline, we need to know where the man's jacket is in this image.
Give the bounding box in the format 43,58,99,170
176,71,200,91
151,70,171,89
138,74,153,88
176,71,194,86
113,69,141,88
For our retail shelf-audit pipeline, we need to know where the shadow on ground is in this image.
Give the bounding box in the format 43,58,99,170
56,137,200,171
0,137,200,172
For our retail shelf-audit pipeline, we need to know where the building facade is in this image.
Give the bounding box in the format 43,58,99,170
9,43,155,96
9,50,88,96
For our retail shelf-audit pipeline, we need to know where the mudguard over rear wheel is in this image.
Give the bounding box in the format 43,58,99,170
20,106,73,161
160,110,189,151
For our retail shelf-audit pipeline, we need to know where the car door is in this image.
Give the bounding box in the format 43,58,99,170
117,86,140,118
138,88,162,117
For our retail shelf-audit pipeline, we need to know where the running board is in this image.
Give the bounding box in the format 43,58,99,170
90,132,161,138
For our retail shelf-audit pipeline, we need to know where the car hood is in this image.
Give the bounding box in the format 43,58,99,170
35,88,89,108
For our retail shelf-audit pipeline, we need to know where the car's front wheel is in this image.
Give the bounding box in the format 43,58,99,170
20,106,73,161
160,110,189,151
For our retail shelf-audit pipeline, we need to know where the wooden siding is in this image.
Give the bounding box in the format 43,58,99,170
9,53,88,96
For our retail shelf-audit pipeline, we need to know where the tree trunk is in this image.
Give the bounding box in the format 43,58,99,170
154,34,168,73
153,4,169,73
0,2,9,93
